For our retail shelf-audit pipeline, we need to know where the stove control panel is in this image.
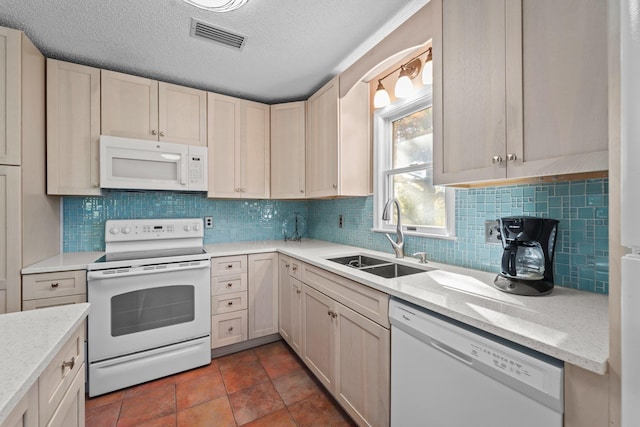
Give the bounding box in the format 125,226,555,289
105,218,204,242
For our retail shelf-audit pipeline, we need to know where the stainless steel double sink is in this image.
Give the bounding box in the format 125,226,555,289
327,254,433,279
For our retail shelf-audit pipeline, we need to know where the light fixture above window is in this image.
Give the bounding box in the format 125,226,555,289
373,47,433,109
183,0,250,12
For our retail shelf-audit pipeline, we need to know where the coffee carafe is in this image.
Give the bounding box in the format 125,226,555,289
494,217,559,296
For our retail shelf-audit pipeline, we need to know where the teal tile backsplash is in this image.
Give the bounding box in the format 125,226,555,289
62,179,608,294
63,190,307,252
306,179,609,294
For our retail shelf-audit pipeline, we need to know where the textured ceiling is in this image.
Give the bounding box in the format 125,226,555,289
0,0,429,103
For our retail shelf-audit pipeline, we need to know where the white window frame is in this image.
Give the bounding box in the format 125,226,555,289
372,88,456,239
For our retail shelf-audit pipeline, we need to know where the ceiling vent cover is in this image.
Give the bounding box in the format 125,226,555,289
190,18,246,50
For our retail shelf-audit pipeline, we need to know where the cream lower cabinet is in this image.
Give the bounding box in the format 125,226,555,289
248,253,278,339
207,93,270,199
0,324,85,427
297,261,390,427
22,270,87,311
278,255,302,356
0,166,20,314
211,255,248,349
306,76,370,198
46,59,101,196
433,0,608,185
101,70,206,146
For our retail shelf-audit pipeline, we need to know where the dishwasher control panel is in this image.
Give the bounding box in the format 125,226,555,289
469,343,544,390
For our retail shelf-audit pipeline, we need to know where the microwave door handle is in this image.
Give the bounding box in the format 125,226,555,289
180,155,188,185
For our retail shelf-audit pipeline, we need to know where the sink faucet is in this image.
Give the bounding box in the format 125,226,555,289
381,198,404,258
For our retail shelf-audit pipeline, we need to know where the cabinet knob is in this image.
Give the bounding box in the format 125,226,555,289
296,289,301,294
228,326,234,332
332,184,337,189
227,264,233,269
300,190,304,193
292,265,298,272
151,130,157,136
507,153,518,161
50,282,59,288
285,264,290,268
160,131,165,137
492,155,503,164
227,283,233,287
62,356,75,371
227,301,233,306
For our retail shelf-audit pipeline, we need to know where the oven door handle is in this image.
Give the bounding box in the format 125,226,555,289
87,261,210,280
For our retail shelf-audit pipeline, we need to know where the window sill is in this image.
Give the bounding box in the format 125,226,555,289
371,228,458,241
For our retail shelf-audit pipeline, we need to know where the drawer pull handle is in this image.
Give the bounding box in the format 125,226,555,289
227,283,233,287
227,301,233,306
51,282,59,288
62,357,75,371
228,326,234,332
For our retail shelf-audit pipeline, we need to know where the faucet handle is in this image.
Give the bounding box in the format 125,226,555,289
413,252,428,264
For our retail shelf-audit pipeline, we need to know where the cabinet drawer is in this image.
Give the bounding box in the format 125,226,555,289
302,263,390,328
211,291,247,314
290,260,302,280
211,255,247,276
22,295,86,311
22,271,86,301
212,311,247,349
39,325,84,426
211,273,247,295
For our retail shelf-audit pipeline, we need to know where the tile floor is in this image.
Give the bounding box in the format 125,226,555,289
85,340,356,426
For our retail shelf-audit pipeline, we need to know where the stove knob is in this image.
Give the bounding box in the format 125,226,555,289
109,227,120,235
193,223,201,231
183,224,192,232
122,227,131,234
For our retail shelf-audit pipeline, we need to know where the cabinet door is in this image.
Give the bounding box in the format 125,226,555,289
0,383,37,427
101,70,159,141
158,82,207,146
45,367,85,427
46,60,100,196
335,303,390,427
207,93,241,198
248,253,278,339
271,102,306,198
0,166,20,314
289,277,303,356
278,256,293,344
506,0,608,178
306,77,339,197
433,0,508,185
0,27,21,166
302,284,336,392
241,100,270,199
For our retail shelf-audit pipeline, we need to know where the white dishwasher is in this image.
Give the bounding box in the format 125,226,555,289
389,299,564,427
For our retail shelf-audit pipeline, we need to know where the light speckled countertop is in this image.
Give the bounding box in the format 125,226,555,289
0,303,90,425
22,239,609,374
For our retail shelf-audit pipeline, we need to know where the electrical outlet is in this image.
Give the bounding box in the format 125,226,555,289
204,216,213,229
339,215,344,228
484,220,501,244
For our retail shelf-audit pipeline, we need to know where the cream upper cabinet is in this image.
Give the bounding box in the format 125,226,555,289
46,59,101,196
433,0,608,185
248,253,278,339
306,76,370,198
0,166,20,314
271,102,306,199
0,27,21,166
207,93,270,199
101,70,206,146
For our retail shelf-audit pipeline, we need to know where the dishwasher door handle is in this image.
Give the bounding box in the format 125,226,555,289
430,338,474,366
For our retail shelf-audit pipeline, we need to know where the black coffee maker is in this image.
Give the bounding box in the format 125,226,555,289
494,216,559,296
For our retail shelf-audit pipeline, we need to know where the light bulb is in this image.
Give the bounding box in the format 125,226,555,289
373,81,391,108
183,0,249,12
422,59,432,85
395,74,414,98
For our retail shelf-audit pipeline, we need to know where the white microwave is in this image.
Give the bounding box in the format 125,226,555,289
100,136,208,192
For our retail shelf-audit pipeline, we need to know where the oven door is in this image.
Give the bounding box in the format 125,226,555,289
87,260,211,362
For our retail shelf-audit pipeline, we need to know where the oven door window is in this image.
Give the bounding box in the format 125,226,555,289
110,285,195,337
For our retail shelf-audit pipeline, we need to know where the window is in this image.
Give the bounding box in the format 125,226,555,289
373,89,455,238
